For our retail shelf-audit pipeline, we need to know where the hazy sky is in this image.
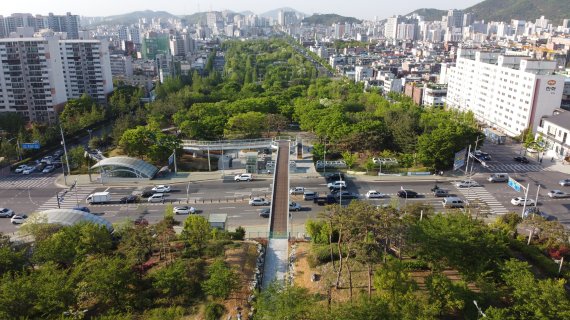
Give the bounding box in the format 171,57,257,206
1,0,483,20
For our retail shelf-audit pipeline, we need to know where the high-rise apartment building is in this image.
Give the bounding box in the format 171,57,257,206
384,16,401,39
0,35,67,123
59,39,113,103
446,48,564,137
0,12,80,39
0,30,112,123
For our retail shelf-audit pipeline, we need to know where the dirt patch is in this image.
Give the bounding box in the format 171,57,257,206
179,153,217,171
222,241,260,319
293,242,322,294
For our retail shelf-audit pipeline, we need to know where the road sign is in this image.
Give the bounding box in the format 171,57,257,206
168,152,175,165
508,177,522,192
21,141,41,150
453,148,467,170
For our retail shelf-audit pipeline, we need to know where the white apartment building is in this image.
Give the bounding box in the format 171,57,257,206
446,48,564,137
59,39,113,104
109,54,133,78
0,31,113,123
0,36,67,123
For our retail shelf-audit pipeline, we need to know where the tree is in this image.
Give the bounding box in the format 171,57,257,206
201,259,239,300
0,234,27,276
224,111,268,139
152,259,204,303
67,146,86,170
182,215,211,254
341,151,357,169
119,126,156,159
254,283,316,320
425,272,466,316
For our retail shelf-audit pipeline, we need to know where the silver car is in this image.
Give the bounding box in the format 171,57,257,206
559,179,570,187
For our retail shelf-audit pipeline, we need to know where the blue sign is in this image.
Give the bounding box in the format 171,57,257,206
508,177,521,192
453,148,467,171
168,152,175,165
21,141,41,150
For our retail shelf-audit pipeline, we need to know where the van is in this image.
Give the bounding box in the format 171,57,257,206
303,191,317,201
488,173,509,183
442,197,465,208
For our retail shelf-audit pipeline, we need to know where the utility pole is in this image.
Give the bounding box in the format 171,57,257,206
60,124,71,179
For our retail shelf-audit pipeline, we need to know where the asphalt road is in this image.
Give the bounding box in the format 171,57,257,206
1,165,569,235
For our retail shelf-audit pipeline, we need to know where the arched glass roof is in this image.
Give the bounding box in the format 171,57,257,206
28,209,114,231
91,156,159,179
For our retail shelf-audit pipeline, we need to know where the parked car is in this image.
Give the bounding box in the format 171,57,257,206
0,208,15,218
249,197,270,206
289,187,305,195
433,189,450,197
152,185,171,193
173,206,196,214
559,179,570,186
289,202,302,211
120,195,139,203
303,191,317,201
42,165,55,173
259,208,270,218
455,180,481,188
547,190,569,198
365,190,386,199
148,193,166,203
14,165,30,173
397,190,418,198
22,165,37,174
73,206,91,213
234,173,252,182
327,180,347,190
514,156,529,163
10,214,27,224
510,197,536,206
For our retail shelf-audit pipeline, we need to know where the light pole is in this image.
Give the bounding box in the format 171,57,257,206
473,300,486,318
87,129,93,142
60,124,71,181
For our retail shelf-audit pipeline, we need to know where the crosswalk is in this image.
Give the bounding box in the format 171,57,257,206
454,186,509,215
485,163,543,173
39,186,96,210
0,175,55,189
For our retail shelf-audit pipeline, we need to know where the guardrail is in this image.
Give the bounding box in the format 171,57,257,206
181,138,274,151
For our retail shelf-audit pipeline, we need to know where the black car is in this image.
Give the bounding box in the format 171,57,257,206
325,172,345,182
433,189,449,197
524,207,557,221
334,191,359,200
514,156,529,163
397,190,418,198
140,190,154,198
259,208,270,218
314,195,337,205
120,195,139,203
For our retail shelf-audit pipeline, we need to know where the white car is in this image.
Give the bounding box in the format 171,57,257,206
173,206,196,214
289,202,302,211
510,197,536,206
10,215,27,224
366,190,386,199
559,179,570,186
249,197,270,206
0,208,14,218
22,166,36,175
42,165,55,173
234,173,252,182
289,187,305,195
548,190,569,198
152,185,171,193
327,181,347,189
455,180,481,188
14,165,29,173
148,193,166,203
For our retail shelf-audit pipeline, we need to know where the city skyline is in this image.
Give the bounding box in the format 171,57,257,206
1,0,483,20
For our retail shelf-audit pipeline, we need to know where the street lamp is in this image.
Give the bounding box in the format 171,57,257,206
473,300,486,318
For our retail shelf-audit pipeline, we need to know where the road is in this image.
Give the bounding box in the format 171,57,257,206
0,151,569,235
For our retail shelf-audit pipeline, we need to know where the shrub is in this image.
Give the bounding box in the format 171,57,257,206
204,302,225,320
509,239,562,277
231,226,246,240
308,244,341,267
400,259,430,271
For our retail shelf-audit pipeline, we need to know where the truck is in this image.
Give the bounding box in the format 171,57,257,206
86,192,111,204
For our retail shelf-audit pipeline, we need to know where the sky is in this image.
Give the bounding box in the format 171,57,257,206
1,0,484,20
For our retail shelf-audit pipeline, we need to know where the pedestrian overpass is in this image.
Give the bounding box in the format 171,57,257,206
181,138,275,152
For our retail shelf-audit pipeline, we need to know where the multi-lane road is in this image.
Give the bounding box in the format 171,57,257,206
1,163,569,236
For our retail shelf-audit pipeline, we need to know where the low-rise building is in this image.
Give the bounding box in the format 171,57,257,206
536,109,570,160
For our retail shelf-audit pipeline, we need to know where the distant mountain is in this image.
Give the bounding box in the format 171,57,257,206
405,8,447,21
465,0,570,24
302,14,362,26
180,12,208,25
100,10,177,25
260,7,306,20
239,11,255,16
